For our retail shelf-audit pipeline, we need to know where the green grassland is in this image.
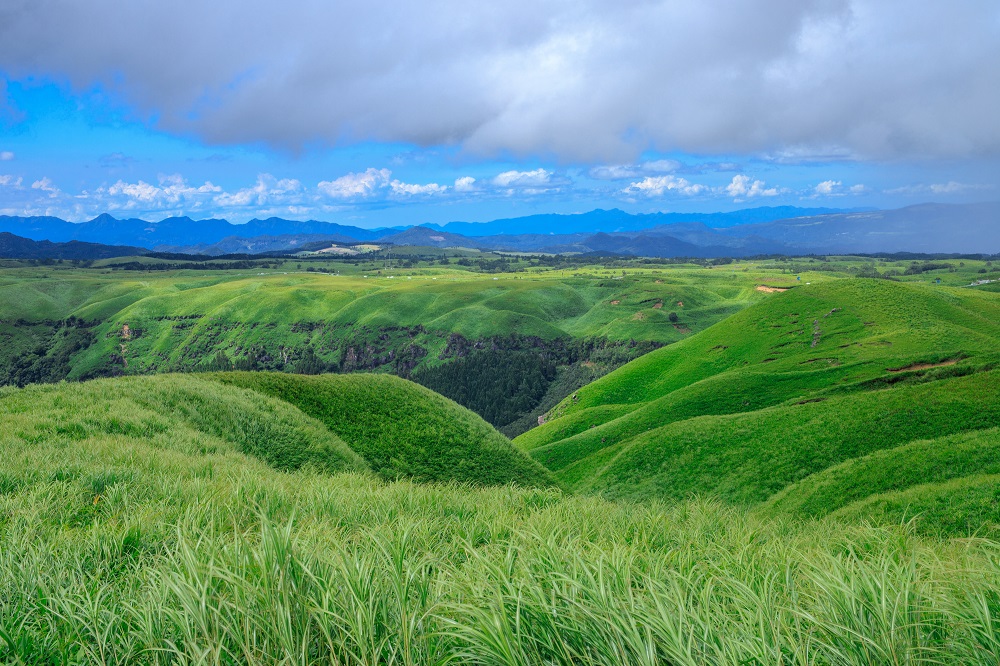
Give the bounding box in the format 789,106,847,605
5,373,1000,663
0,256,802,431
3,255,1000,662
1,372,549,490
516,278,1000,533
1,254,993,429
0,264,765,379
211,372,553,487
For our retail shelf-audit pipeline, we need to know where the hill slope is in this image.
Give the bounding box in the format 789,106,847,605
0,374,367,475
1,371,552,489
515,279,1000,529
210,372,554,487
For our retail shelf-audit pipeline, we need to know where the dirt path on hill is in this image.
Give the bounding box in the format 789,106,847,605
887,359,959,373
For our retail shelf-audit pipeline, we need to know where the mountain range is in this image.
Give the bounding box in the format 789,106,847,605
0,232,146,260
0,202,996,258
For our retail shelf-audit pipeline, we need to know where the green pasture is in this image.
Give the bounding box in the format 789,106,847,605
3,372,1000,663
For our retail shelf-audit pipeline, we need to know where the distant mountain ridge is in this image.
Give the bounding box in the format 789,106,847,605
0,213,395,249
426,206,857,236
0,206,849,250
0,232,145,259
0,202,996,257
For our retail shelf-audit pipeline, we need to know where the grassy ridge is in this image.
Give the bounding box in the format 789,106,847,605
4,403,1000,663
557,369,1000,503
523,279,1000,429
0,374,367,476
765,427,1000,523
832,473,1000,536
516,279,1000,528
210,372,554,488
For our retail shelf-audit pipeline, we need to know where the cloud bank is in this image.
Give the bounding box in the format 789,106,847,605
0,1,997,161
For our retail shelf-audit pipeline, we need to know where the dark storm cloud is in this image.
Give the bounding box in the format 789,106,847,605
0,0,997,161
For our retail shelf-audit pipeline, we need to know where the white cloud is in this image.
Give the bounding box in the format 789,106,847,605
389,179,447,196
814,180,841,195
493,168,551,188
214,174,299,207
622,175,705,197
885,181,993,196
726,174,779,199
31,177,60,197
806,180,869,198
317,168,391,198
931,181,979,194
107,179,160,202
454,176,477,192
590,160,681,181
93,173,225,212
0,175,22,188
0,151,13,161
317,168,445,199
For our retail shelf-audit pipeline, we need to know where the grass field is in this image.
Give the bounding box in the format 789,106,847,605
5,374,1000,664
4,255,1000,663
0,257,806,429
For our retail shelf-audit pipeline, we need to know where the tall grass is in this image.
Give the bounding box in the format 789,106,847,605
4,449,1000,664
4,369,1000,664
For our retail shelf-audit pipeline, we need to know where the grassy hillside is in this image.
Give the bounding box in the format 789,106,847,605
765,427,1000,532
210,372,554,488
0,374,367,476
5,261,1000,661
1,256,884,382
3,256,992,431
516,279,1000,529
4,390,1000,663
0,260,791,431
61,270,767,377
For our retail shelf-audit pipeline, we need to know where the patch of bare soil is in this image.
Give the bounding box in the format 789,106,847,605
652,301,663,309
673,324,692,334
756,285,789,293
632,312,646,321
799,357,840,366
610,300,620,305
887,359,959,373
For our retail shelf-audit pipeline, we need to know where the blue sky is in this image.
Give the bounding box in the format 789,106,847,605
1,1,997,227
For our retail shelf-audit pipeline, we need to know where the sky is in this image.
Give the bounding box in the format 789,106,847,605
0,0,998,228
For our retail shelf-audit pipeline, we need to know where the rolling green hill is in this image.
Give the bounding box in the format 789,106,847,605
1,371,551,489
210,372,553,487
5,263,1000,661
765,427,1000,531
0,374,367,477
516,279,1000,532
0,261,787,431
